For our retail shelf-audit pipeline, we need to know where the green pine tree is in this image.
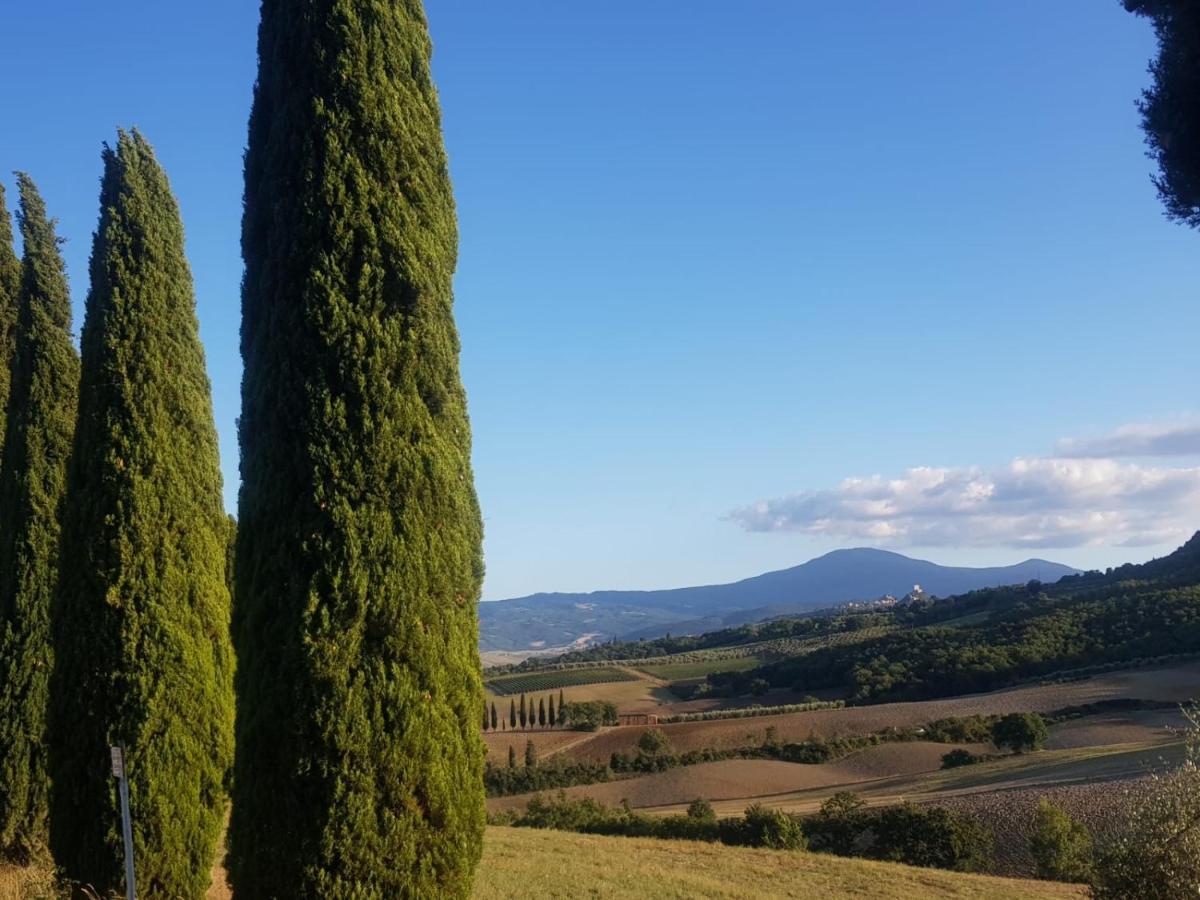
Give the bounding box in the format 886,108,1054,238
490,702,498,731
519,693,527,729
482,700,489,731
510,698,517,729
0,174,79,863
48,132,234,898
228,1,486,895
0,182,20,468
538,698,546,728
548,695,556,727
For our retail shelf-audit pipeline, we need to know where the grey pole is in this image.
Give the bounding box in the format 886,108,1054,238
111,745,136,900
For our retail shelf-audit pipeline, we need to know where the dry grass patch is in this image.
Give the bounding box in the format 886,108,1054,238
475,826,1085,899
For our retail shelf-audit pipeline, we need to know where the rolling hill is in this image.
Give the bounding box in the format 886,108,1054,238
479,548,1078,651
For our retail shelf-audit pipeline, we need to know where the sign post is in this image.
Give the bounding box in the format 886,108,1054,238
111,746,136,900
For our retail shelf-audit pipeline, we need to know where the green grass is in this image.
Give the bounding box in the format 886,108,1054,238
474,826,1087,899
486,667,639,695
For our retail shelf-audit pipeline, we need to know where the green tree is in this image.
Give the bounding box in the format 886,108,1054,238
0,183,19,468
1030,799,1093,883
0,175,79,863
538,697,546,728
48,132,235,899
687,798,716,822
490,702,498,731
548,694,556,727
992,712,1048,754
482,701,489,731
520,693,527,729
228,1,486,895
524,740,537,768
1124,1,1200,227
741,804,807,850
510,699,517,729
507,746,516,770
637,729,671,757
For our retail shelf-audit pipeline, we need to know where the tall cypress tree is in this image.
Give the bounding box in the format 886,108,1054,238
48,132,234,898
0,175,79,862
510,699,517,729
539,697,546,728
0,183,20,467
519,693,527,729
230,1,486,895
490,701,498,731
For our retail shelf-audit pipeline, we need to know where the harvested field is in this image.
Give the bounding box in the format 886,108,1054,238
1045,709,1186,750
551,662,1200,763
485,677,665,714
483,729,594,764
488,741,983,813
935,778,1147,877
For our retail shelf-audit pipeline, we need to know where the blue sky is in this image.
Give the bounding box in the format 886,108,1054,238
2,2,1198,600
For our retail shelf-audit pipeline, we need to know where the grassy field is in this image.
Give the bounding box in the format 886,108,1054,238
0,827,1086,899
475,827,1086,899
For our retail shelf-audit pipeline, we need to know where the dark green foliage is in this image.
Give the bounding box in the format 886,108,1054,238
806,792,868,856
870,803,993,872
941,749,985,769
741,803,808,850
725,536,1200,702
538,697,546,727
0,175,79,863
524,740,536,768
520,693,527,728
510,699,517,729
47,132,234,898
558,701,618,731
548,694,556,726
229,1,486,895
490,702,498,731
507,746,516,770
687,798,716,822
992,712,1048,754
0,183,19,468
1030,799,1093,883
1124,1,1200,227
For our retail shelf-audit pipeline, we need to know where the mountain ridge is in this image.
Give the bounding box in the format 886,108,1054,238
479,547,1079,651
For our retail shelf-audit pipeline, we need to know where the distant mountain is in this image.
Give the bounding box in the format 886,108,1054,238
478,548,1079,651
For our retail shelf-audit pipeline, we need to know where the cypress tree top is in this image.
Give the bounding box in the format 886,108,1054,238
231,1,486,896
0,182,19,467
49,131,234,899
0,174,79,863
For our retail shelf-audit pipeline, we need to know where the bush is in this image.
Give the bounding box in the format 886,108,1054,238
739,804,808,850
805,792,868,856
992,712,1048,753
871,804,993,873
687,798,716,822
1029,799,1093,883
637,729,671,756
559,700,618,731
941,749,985,769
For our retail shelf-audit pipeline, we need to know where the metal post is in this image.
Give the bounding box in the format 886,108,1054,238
111,745,136,900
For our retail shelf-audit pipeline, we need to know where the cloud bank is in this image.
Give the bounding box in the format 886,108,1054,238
730,424,1200,550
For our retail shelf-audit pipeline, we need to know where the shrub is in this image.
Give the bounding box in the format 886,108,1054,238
559,701,618,731
1029,799,1093,883
992,712,1048,753
871,804,993,873
941,749,985,769
740,804,807,851
687,798,716,822
805,792,868,856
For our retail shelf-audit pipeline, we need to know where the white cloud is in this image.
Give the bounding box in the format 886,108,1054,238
729,456,1200,550
1055,420,1200,458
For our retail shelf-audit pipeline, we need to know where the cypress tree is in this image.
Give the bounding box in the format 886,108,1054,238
524,740,536,768
482,700,489,731
229,1,486,895
48,132,234,898
519,694,527,729
548,695,556,727
538,698,546,728
510,699,517,729
507,745,516,769
0,175,79,862
559,689,565,717
0,183,19,466
490,701,498,731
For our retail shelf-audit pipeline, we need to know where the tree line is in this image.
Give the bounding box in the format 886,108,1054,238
0,2,485,898
482,690,568,731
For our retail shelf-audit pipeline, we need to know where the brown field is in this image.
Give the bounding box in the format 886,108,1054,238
489,741,988,813
532,662,1200,764
476,826,1086,899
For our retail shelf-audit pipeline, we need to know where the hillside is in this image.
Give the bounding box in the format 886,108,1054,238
475,827,1085,899
480,548,1078,651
